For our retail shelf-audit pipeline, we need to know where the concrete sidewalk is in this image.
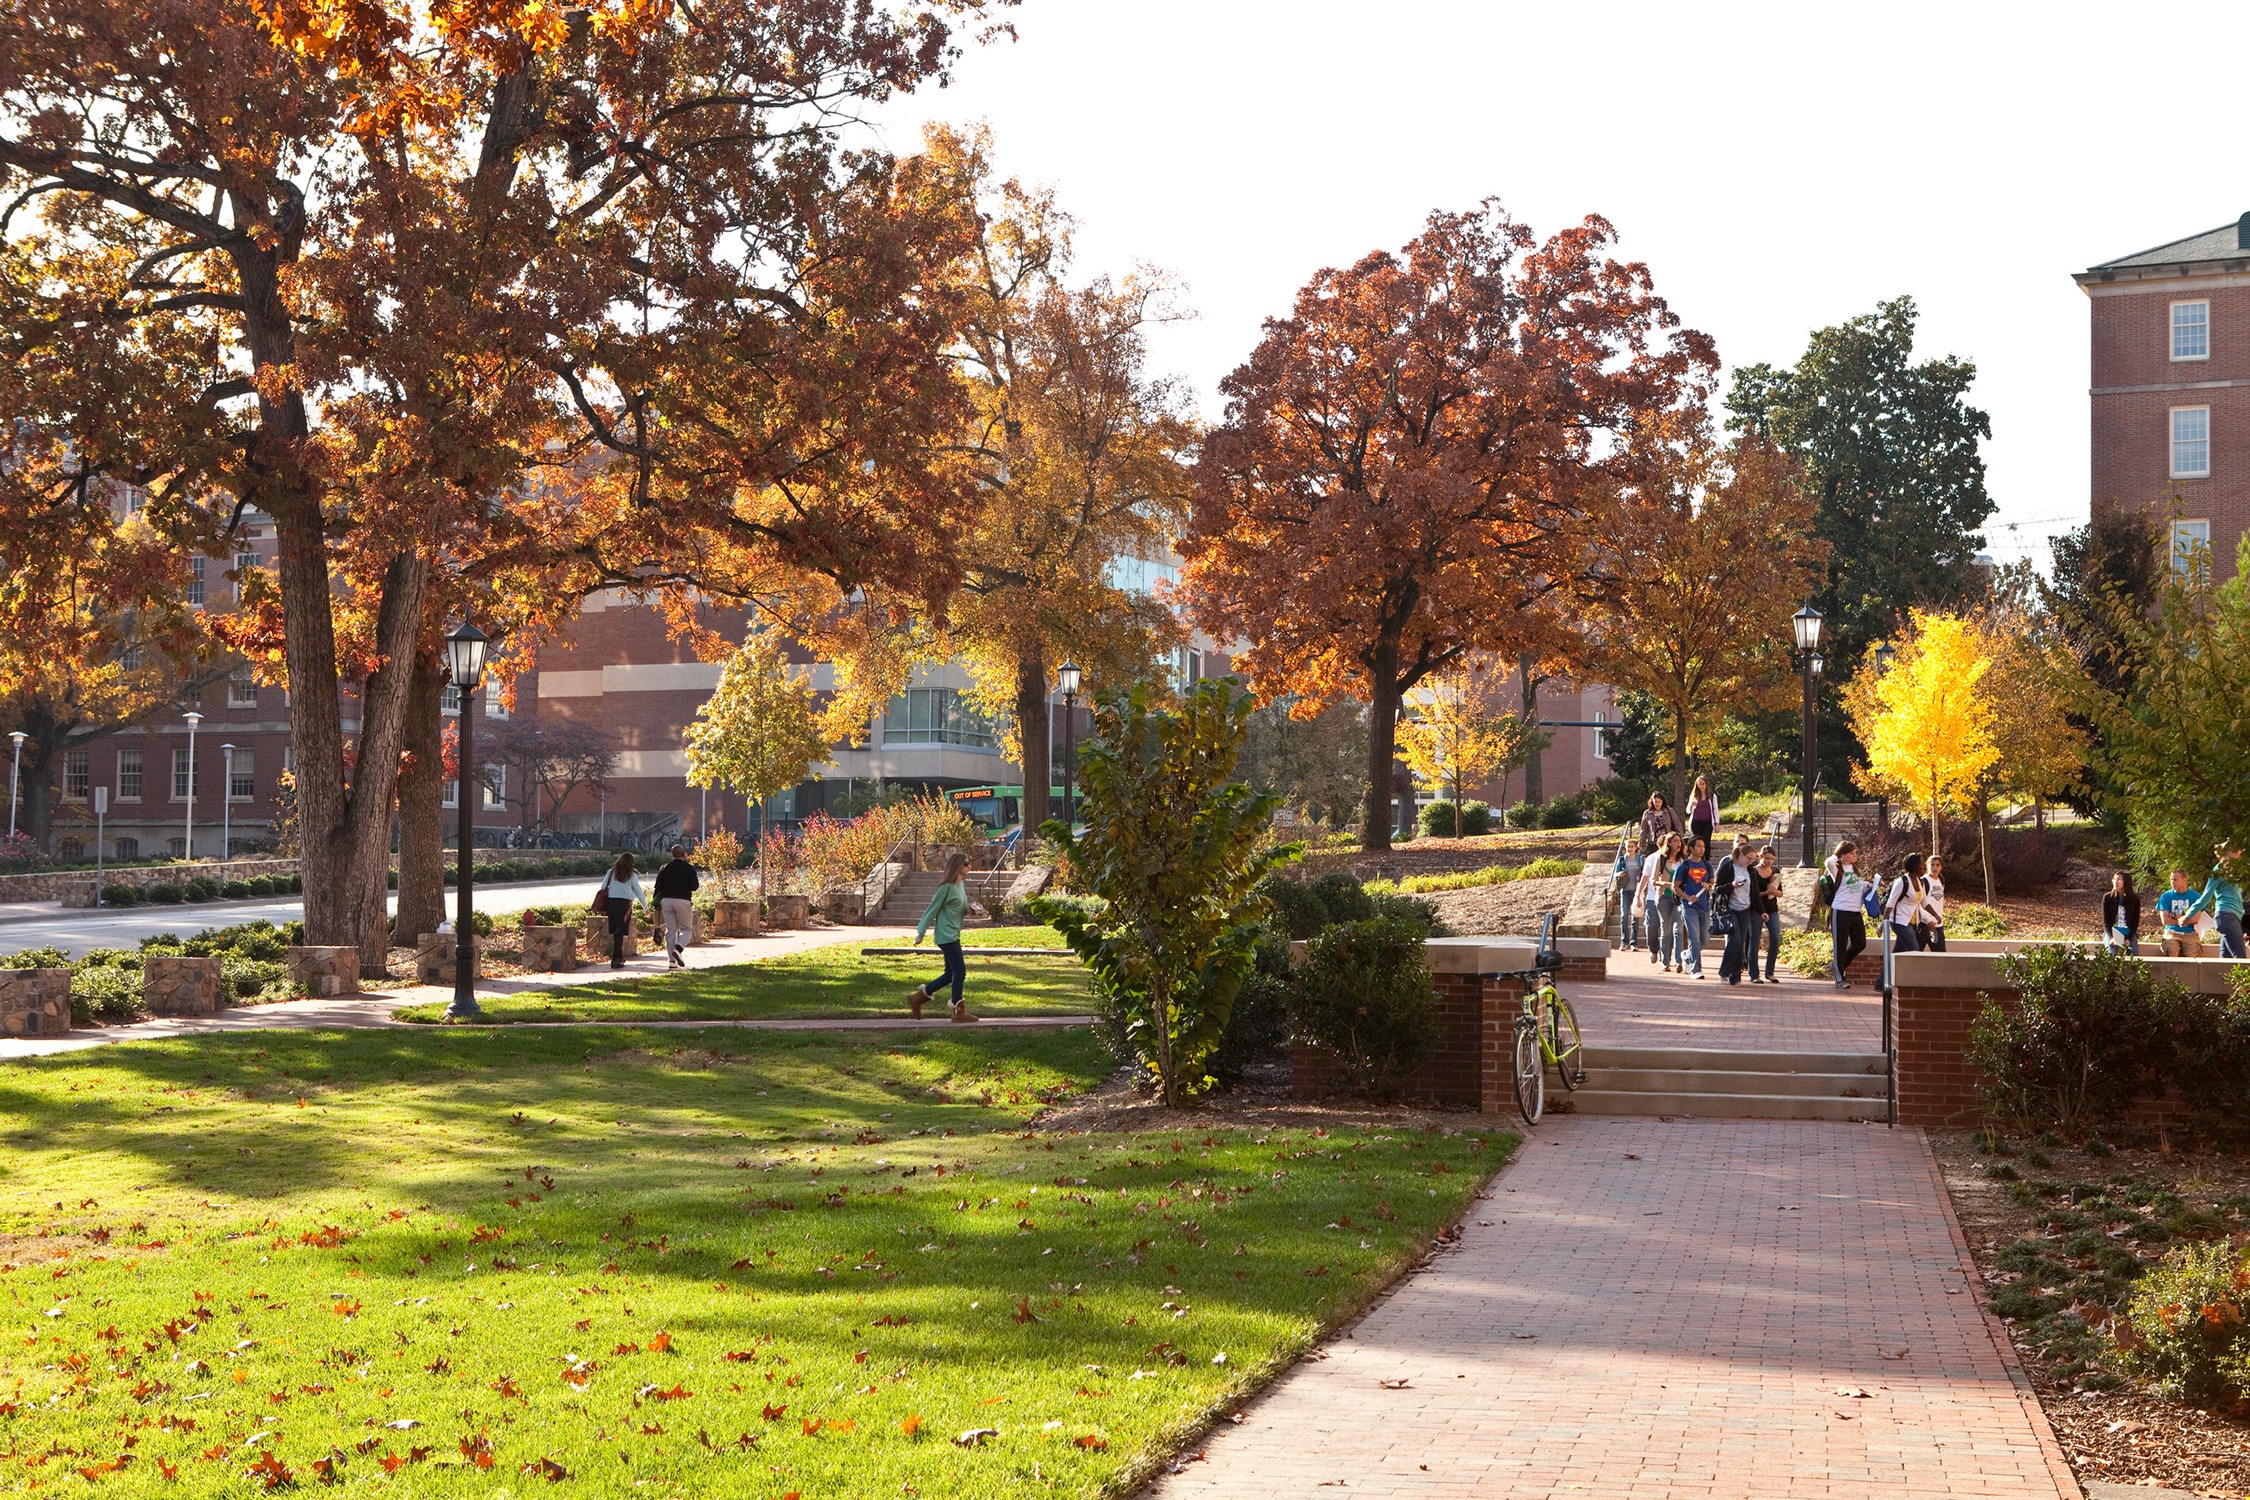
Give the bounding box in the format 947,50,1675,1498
1154,1118,2077,1500
0,923,1087,1057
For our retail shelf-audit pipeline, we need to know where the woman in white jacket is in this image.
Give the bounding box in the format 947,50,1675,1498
599,853,648,970
1882,853,1931,953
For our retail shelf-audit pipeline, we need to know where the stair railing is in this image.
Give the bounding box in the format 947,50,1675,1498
860,838,916,919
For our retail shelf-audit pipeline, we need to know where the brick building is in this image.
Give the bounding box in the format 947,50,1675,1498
2078,213,2250,579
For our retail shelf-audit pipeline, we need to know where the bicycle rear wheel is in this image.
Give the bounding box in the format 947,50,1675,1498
1511,1015,1545,1124
1548,993,1586,1091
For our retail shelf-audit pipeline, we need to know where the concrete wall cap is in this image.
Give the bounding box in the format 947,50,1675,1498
1893,946,2245,994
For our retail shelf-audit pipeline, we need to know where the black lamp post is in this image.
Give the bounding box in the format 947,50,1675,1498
1792,605,1825,868
1057,661,1081,834
445,619,491,1021
1870,641,1896,834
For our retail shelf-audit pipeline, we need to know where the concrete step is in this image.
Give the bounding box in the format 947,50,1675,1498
1583,1068,1887,1099
1584,1046,1886,1075
1562,1089,1888,1121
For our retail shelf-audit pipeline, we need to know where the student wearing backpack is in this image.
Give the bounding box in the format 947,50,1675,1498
1749,846,1783,983
1653,832,1685,972
1924,855,1950,951
1643,835,1673,968
1714,838,1756,984
1671,836,1713,979
1883,853,1931,953
1822,840,1869,988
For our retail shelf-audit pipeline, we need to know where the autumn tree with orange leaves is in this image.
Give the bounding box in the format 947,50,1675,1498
1181,205,1716,849
0,0,1001,965
1583,439,1829,810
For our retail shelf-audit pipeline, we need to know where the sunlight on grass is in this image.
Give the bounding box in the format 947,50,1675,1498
1,1025,1509,1497
393,925,1087,1026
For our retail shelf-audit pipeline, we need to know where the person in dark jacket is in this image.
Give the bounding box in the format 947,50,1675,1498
654,843,701,969
2102,870,2140,957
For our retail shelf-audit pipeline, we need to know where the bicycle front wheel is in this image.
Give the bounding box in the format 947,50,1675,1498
1511,1015,1546,1124
1549,994,1586,1091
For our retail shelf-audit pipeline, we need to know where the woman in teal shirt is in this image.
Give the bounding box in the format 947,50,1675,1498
908,852,978,1021
2199,841,2246,960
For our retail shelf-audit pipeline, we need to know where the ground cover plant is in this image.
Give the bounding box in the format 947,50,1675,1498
1360,856,1581,897
0,1024,1506,1496
391,927,1085,1026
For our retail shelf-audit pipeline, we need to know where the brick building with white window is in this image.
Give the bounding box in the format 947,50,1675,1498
2078,214,2250,577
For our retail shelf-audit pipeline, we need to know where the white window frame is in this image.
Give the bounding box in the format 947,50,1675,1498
2173,518,2213,578
2172,299,2211,362
1593,710,1610,762
484,765,506,809
171,747,194,802
2171,405,2212,479
116,747,142,802
228,668,258,708
234,550,258,603
228,749,254,801
185,556,206,606
441,682,461,716
441,778,459,809
483,684,509,719
63,749,89,801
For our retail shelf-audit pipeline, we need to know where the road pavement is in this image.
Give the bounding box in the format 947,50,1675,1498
0,876,603,957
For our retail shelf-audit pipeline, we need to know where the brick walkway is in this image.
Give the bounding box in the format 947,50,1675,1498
1575,966,1884,1054
1153,1118,2076,1500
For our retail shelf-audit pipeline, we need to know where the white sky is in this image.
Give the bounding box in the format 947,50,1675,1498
878,0,2250,571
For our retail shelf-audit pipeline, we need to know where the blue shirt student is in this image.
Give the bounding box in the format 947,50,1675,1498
2156,884,2200,935
1674,857,1711,910
2198,871,2245,919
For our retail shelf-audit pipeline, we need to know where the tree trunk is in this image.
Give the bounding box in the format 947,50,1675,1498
1977,792,1997,903
1518,655,1543,806
394,652,447,947
1014,652,1050,866
1669,707,1690,816
1361,640,1401,851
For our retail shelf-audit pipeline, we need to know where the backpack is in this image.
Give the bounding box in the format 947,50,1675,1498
1815,869,1838,910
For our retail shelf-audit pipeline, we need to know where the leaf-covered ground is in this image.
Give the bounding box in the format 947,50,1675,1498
0,1024,1508,1496
391,926,1086,1026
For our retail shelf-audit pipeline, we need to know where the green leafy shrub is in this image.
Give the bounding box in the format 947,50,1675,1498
0,946,73,970
1418,800,1491,837
1779,927,1832,978
1252,875,1328,941
182,877,218,901
2113,1238,2250,1402
183,920,290,962
1287,917,1440,1096
145,883,184,903
1584,776,1657,828
1305,871,1374,927
1367,891,1440,934
220,954,292,1001
1968,945,2180,1134
1504,800,1538,829
287,873,303,893
1363,856,1584,896
1212,933,1295,1084
220,879,251,898
1537,795,1585,829
100,883,141,905
1947,902,2009,938
68,965,145,1024
1033,678,1295,1105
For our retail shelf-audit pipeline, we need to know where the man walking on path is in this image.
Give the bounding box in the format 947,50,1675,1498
654,843,700,969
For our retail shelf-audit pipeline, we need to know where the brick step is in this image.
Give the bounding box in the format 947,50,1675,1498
1561,1089,1888,1122
1582,1067,1887,1099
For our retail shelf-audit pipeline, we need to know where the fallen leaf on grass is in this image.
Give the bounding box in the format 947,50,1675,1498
954,1428,999,1448
1074,1434,1109,1451
1012,1294,1040,1323
900,1414,925,1437
520,1455,571,1482
245,1451,294,1491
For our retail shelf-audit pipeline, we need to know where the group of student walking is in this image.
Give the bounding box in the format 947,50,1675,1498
2096,843,2247,959
1817,840,1949,987
1619,781,1787,986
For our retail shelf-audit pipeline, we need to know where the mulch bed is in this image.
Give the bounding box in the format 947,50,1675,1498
1931,1128,2250,1496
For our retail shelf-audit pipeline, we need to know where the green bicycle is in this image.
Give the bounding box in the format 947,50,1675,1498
1505,915,1586,1125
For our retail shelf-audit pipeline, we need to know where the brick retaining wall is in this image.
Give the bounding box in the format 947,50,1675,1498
1293,937,1552,1111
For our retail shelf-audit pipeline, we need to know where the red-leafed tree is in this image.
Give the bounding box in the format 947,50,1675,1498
1180,204,1717,848
0,1,998,965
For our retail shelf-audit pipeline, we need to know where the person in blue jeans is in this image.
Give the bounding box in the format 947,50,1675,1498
1671,837,1713,979
1749,846,1783,982
1652,833,1683,971
2199,843,2247,960
1615,837,1646,950
907,852,979,1022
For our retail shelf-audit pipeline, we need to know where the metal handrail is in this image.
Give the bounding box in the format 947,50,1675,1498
860,837,917,916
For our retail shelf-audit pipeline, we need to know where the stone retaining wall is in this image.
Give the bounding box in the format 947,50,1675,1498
144,955,223,1017
0,969,71,1036
415,933,484,985
41,857,302,907
284,946,357,997
710,900,762,938
522,926,580,972
766,895,810,930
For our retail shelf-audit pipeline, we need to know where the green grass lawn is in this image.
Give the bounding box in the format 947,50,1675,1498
393,925,1086,1027
1,1024,1509,1497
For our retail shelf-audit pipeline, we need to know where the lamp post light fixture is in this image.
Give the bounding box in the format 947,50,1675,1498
182,711,202,862
7,729,24,840
220,744,235,859
1056,662,1081,836
444,620,491,1021
1870,641,1896,833
1791,606,1824,868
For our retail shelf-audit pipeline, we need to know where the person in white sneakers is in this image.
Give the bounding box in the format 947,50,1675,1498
653,843,700,969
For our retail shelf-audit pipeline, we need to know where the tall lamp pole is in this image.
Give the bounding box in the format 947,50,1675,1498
182,711,202,861
7,729,24,840
1056,662,1081,835
220,744,235,860
445,621,491,1021
1791,606,1824,868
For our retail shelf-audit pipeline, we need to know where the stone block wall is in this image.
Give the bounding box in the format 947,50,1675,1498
767,895,811,930
710,900,762,938
144,956,223,1017
522,926,580,972
284,946,357,998
578,919,638,962
415,932,484,985
818,889,865,923
0,969,71,1035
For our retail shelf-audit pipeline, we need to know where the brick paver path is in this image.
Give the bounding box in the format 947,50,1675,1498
1154,1118,2076,1499
1575,967,1884,1054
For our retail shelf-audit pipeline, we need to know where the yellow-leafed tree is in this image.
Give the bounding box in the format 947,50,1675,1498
684,632,832,884
1853,612,1999,857
1396,665,1534,837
